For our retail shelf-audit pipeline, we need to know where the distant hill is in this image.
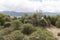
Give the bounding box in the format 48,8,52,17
0,11,60,16
0,11,29,16
42,12,60,16
0,11,34,16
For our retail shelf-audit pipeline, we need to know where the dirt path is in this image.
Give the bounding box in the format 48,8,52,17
46,27,60,40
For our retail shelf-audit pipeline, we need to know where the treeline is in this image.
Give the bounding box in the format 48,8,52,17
0,13,60,40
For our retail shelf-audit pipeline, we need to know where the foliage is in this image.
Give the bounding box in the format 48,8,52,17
21,23,36,35
1,30,24,40
39,18,48,27
46,16,57,26
20,13,29,24
0,13,59,40
11,20,22,30
0,28,14,36
0,26,4,30
30,14,41,26
55,18,60,28
4,22,11,28
29,28,57,40
13,16,17,20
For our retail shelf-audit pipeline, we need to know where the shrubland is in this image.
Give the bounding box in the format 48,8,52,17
0,13,59,40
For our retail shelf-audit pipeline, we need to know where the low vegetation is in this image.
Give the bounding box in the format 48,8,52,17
0,13,60,40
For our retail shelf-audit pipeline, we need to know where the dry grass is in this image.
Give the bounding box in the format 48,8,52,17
46,26,60,40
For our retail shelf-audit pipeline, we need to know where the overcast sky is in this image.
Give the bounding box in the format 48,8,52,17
0,0,60,12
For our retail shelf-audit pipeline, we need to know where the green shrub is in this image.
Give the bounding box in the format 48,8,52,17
11,20,22,30
30,14,41,26
4,22,11,28
46,19,51,26
29,29,57,40
0,28,14,36
12,16,17,20
39,18,48,27
3,30,24,40
21,23,36,35
0,36,4,40
20,14,29,24
47,16,57,26
55,18,60,28
0,26,4,30
0,14,11,26
5,16,11,22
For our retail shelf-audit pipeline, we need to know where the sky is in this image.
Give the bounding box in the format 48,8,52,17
0,0,60,12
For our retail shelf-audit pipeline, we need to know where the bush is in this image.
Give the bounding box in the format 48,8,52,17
0,36,4,40
29,29,57,40
30,14,41,26
4,22,11,28
46,19,51,26
11,20,22,30
3,30,24,40
55,18,60,28
0,26,4,30
47,16,57,26
21,23,36,35
0,14,11,26
0,28,14,36
39,18,48,27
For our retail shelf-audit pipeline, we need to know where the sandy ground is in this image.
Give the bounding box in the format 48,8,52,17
47,27,60,40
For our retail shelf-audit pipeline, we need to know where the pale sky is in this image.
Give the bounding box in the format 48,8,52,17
0,0,60,12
